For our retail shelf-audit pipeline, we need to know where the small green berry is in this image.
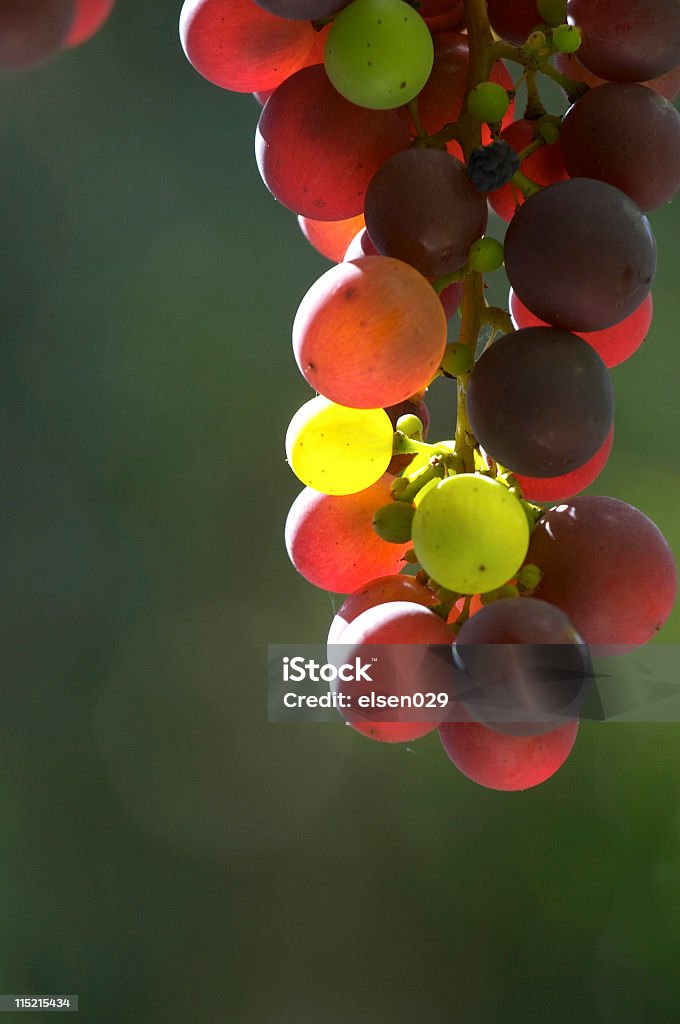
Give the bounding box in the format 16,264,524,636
467,82,510,123
442,342,474,377
468,236,504,273
553,24,582,53
537,0,567,26
537,120,561,144
517,563,543,592
396,413,424,439
373,502,415,544
525,30,547,50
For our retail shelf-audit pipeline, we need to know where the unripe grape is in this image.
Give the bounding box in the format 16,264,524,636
395,414,424,439
537,0,566,26
325,0,434,110
553,24,581,52
442,343,473,377
468,237,504,273
373,502,415,543
467,82,510,123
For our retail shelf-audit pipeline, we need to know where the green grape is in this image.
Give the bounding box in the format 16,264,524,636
537,120,560,144
286,396,393,495
324,0,434,111
467,82,510,123
517,563,543,591
552,24,581,52
411,474,530,594
413,476,439,507
373,501,414,543
537,0,567,26
396,413,424,439
468,237,505,273
442,343,473,377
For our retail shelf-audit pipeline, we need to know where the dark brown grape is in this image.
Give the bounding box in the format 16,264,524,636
560,83,680,211
504,178,656,331
253,0,350,18
467,327,614,478
452,597,591,736
0,0,74,69
364,149,488,278
567,0,680,82
527,496,677,649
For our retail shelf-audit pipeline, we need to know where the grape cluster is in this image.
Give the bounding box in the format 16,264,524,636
0,1,115,69
180,0,679,791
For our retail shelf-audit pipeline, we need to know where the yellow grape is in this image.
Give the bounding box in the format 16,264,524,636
285,396,393,495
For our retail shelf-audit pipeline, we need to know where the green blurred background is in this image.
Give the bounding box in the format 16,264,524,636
0,5,679,1021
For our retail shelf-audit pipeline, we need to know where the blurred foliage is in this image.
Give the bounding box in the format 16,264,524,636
0,6,679,1021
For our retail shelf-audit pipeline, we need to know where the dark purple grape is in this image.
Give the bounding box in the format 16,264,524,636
527,496,677,649
560,83,680,211
0,0,74,70
567,0,680,82
452,597,591,736
504,178,656,331
487,0,542,44
467,327,614,477
253,0,350,18
364,148,488,278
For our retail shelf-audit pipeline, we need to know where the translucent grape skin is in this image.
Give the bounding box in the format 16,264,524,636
253,0,350,19
567,0,680,83
293,256,448,408
286,397,393,496
504,178,656,332
468,327,614,478
64,0,113,47
343,228,379,261
527,496,678,649
452,597,590,736
324,0,434,111
488,119,568,223
0,0,74,70
298,213,365,263
412,33,515,161
255,64,409,220
439,718,579,791
180,0,314,93
327,574,438,643
364,149,489,279
514,426,614,504
486,0,542,45
285,477,411,594
560,83,680,212
328,601,454,743
509,288,653,369
554,51,680,102
412,474,530,595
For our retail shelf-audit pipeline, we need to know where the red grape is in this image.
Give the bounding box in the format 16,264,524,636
255,64,409,220
0,0,74,70
329,601,454,743
487,0,543,45
285,476,411,594
504,178,656,332
293,256,448,408
64,0,113,47
527,496,678,648
439,718,579,790
488,119,568,223
566,0,680,82
509,288,653,368
298,213,365,263
179,0,314,93
328,575,438,643
514,426,614,503
343,228,379,260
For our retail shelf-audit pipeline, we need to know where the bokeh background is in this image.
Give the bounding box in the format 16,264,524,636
1,5,679,1021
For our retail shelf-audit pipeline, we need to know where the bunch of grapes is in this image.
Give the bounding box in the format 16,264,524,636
0,0,115,69
180,0,680,791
